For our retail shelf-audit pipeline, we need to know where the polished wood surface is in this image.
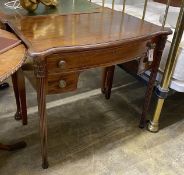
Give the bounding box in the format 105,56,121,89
0,29,27,151
0,29,26,82
0,28,27,124
1,0,101,16
0,0,172,168
0,8,171,55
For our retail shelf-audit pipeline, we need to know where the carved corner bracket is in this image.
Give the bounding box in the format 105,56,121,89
33,57,47,78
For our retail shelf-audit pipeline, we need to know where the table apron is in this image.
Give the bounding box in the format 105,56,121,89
46,40,151,74
43,39,156,94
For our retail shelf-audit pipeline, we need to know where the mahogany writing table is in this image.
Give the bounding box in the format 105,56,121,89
0,0,171,168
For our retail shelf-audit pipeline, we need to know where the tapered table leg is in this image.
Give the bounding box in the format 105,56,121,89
12,73,21,121
12,69,27,125
101,66,115,99
101,67,109,94
37,77,48,169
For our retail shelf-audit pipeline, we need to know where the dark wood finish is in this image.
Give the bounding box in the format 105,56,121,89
46,40,149,74
0,9,171,55
0,29,27,151
101,66,115,99
35,57,49,169
0,141,26,151
12,69,27,125
0,3,172,168
154,0,182,7
12,73,22,121
37,76,49,169
0,29,26,82
0,29,27,124
47,72,80,94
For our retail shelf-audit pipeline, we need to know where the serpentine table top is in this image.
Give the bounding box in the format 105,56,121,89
0,0,171,58
0,0,172,169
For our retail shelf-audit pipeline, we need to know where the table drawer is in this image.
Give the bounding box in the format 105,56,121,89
46,40,150,74
46,72,80,94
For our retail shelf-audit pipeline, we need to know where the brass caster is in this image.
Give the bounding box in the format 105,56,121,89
148,120,159,133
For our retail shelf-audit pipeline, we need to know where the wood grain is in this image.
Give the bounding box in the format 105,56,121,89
0,2,172,168
0,9,171,56
0,29,26,82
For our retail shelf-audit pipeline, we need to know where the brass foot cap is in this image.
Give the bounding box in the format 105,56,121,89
147,121,159,133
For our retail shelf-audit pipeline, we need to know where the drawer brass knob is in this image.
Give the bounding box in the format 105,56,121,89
58,60,66,68
59,80,67,88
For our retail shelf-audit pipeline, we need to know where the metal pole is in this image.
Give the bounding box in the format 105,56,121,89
102,0,105,7
162,0,171,28
122,0,126,13
112,0,115,10
148,0,184,132
142,0,148,20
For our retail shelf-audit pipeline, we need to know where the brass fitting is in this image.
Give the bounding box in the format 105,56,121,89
20,0,58,12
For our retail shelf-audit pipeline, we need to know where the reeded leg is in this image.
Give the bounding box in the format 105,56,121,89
12,69,27,125
101,66,115,99
139,36,167,128
37,77,48,169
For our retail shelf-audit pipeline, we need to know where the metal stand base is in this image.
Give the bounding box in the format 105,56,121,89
148,120,159,133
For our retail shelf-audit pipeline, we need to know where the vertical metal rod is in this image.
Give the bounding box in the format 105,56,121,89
122,0,126,13
102,0,105,7
142,0,148,20
162,0,171,28
148,0,184,132
162,8,184,89
112,0,115,10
